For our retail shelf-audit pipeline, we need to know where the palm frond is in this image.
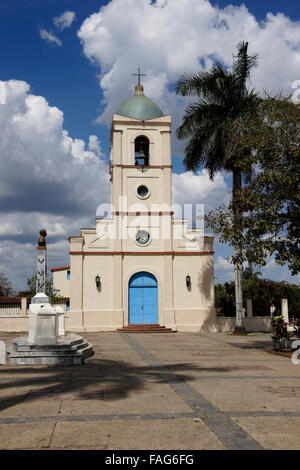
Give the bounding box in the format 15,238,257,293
234,41,258,92
175,65,229,103
176,101,227,140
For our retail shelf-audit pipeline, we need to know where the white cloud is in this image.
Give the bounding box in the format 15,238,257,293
0,79,109,215
77,0,300,152
172,169,229,210
53,11,76,30
39,28,62,47
260,258,300,285
0,79,110,291
214,255,234,282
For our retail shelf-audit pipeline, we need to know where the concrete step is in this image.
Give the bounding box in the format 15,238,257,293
117,324,176,333
7,334,94,365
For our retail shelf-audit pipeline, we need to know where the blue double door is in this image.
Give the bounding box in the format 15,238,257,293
129,272,158,324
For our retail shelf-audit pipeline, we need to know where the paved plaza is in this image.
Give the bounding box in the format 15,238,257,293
0,331,299,450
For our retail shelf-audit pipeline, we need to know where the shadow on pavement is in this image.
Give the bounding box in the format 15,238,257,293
0,357,259,413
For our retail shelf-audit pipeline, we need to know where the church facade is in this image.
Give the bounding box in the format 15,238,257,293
52,82,216,332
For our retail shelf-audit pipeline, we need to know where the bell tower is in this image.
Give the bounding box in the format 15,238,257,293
67,72,215,333
110,78,173,252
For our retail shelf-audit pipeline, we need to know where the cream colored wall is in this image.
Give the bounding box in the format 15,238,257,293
173,255,214,309
53,270,71,298
66,112,217,332
67,250,216,332
0,316,29,332
125,170,168,208
111,115,172,215
69,237,84,330
82,255,114,311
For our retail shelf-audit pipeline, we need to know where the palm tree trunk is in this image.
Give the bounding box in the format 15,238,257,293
232,169,244,330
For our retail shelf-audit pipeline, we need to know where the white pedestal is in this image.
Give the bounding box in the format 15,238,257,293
28,294,57,345
55,307,65,336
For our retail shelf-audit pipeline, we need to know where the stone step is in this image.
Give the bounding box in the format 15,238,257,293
12,335,85,352
117,324,176,333
71,341,89,352
80,344,95,358
7,343,94,365
7,334,94,365
8,346,92,358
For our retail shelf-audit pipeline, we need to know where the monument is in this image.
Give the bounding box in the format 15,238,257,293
7,230,94,365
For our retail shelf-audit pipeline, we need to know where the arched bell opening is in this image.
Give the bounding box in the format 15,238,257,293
134,135,149,166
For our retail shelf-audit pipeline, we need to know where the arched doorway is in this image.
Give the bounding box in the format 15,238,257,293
129,272,158,324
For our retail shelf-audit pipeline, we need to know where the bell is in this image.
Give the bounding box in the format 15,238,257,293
138,148,146,159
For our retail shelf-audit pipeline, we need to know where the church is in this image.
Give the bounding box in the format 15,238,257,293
52,78,216,332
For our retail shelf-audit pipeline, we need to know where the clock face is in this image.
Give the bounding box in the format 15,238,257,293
137,185,149,199
136,230,150,245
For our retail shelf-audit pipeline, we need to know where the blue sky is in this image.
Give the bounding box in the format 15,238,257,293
1,0,299,169
0,0,299,291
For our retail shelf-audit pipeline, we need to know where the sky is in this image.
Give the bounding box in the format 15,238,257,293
0,0,299,292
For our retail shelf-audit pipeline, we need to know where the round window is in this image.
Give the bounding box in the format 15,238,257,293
137,185,149,199
136,230,150,245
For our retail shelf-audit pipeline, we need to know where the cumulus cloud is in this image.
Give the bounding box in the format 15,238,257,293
172,170,229,209
53,11,76,30
214,255,234,282
0,79,110,291
260,258,300,285
77,0,300,156
172,169,230,229
0,79,109,216
39,28,62,47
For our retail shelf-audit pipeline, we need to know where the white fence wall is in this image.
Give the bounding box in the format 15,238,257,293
216,316,272,332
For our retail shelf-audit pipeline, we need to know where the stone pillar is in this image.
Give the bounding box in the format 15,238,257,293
21,297,27,315
281,298,289,323
246,299,253,318
36,248,47,293
0,340,6,365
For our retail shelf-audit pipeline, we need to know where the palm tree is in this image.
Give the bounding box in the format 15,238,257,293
175,41,260,331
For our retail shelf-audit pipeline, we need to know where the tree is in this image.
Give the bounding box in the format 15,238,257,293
205,97,300,275
0,272,13,296
215,277,300,318
21,273,59,299
176,41,260,331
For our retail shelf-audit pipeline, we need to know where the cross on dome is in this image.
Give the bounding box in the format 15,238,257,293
132,66,146,86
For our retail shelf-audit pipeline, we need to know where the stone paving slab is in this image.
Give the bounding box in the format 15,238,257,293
0,331,299,450
0,399,61,418
231,416,300,450
184,377,300,413
51,418,225,450
59,387,191,416
0,423,54,449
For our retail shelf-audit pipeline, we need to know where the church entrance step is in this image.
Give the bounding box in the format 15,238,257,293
116,324,177,333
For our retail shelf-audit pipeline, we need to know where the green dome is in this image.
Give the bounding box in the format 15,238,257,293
117,84,163,120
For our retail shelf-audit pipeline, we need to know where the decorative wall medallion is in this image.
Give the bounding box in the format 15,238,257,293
136,230,150,245
137,185,149,199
